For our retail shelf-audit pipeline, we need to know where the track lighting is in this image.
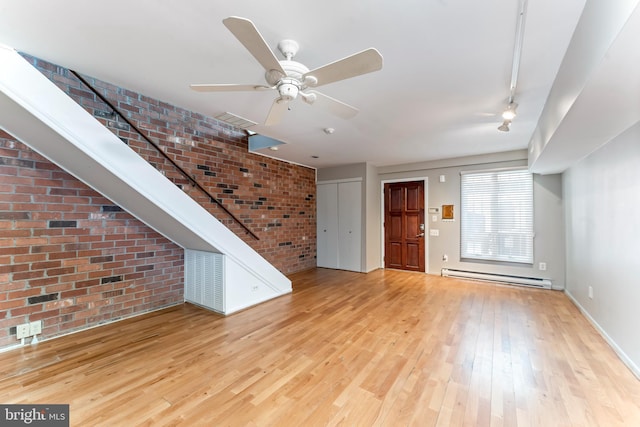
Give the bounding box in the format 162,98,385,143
497,0,528,132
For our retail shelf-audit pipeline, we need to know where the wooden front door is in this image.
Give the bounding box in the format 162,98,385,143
384,181,425,272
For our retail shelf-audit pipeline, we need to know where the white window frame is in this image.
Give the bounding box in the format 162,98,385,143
460,167,534,264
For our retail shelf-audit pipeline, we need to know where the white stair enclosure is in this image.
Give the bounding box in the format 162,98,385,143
0,45,291,314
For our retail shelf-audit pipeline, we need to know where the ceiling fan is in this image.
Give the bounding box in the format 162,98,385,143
190,16,383,126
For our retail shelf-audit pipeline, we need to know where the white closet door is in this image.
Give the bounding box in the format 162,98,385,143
337,180,362,272
316,183,339,268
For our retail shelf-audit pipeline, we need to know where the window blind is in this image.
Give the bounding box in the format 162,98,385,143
460,168,533,264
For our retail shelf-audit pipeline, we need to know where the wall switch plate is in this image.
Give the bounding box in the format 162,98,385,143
429,229,439,236
30,320,42,335
588,286,593,299
16,324,30,340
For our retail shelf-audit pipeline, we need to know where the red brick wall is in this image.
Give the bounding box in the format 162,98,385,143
0,55,316,350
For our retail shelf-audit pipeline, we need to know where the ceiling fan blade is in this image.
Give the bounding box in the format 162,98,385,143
305,90,359,119
264,98,288,126
190,84,272,92
223,16,286,77
304,48,383,87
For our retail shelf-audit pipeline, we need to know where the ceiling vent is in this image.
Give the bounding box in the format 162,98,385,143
214,112,258,129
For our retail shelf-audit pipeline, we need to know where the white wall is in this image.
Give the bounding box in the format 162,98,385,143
317,153,566,287
563,122,640,376
378,150,566,288
364,163,381,272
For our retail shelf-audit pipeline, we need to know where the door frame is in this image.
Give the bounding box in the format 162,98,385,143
380,177,429,272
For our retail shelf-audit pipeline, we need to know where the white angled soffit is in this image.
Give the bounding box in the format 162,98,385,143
528,0,640,174
0,45,291,303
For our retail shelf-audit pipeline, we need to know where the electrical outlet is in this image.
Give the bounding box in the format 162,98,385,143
539,262,547,271
16,323,30,340
588,286,593,299
30,320,42,336
442,254,448,262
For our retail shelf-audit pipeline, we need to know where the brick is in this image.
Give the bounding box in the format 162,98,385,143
44,283,72,293
0,247,29,256
102,290,124,299
28,293,58,304
31,260,63,270
0,263,29,275
30,309,61,321
48,267,76,276
28,277,60,288
48,220,77,228
48,251,79,260
76,264,102,273
13,270,45,281
44,298,74,310
100,275,123,284
90,255,114,263
8,289,42,300
0,299,26,310
60,319,86,330
60,289,88,299
76,279,100,289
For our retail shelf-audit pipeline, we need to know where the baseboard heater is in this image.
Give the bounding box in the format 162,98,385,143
441,268,551,289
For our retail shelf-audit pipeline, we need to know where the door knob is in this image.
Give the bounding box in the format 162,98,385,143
416,233,425,237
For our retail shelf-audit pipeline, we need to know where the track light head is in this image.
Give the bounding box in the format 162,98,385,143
497,120,511,132
502,102,518,121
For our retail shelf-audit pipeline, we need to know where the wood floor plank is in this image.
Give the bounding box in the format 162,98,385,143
0,268,639,426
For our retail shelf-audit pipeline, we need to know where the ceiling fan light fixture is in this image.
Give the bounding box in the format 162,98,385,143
277,80,299,100
299,91,317,104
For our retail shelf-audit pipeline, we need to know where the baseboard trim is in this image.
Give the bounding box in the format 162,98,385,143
564,289,640,380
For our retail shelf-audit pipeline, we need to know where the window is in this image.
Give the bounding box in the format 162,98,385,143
460,168,533,264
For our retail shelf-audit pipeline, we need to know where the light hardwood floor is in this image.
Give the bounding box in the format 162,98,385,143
1,268,639,426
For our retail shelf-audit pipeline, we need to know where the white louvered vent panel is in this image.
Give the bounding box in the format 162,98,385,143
203,253,223,310
185,250,224,313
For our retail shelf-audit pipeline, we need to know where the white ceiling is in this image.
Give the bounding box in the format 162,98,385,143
0,0,587,168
